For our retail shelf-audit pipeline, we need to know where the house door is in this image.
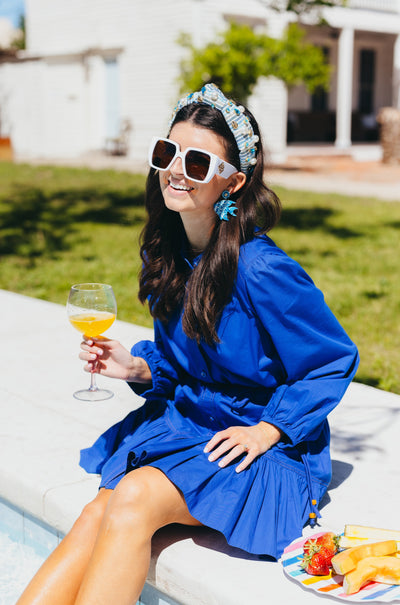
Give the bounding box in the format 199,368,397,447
104,57,120,139
352,49,378,141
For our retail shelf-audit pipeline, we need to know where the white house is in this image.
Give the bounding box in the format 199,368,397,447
0,0,399,164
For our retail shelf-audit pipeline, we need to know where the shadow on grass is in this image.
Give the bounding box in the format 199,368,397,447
0,187,73,259
279,206,363,239
353,373,381,388
0,184,145,259
1,192,364,262
384,220,400,229
52,187,145,224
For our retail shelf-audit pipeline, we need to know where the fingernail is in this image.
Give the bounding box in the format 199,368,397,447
90,354,97,360
208,455,215,462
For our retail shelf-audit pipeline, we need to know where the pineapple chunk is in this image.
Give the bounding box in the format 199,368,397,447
345,524,400,541
339,535,400,550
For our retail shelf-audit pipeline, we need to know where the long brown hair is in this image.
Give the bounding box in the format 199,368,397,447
139,102,281,344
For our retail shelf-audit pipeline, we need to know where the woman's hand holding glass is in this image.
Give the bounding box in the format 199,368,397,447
80,338,152,383
204,421,282,474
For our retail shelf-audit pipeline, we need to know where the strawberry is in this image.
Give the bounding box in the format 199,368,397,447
303,532,340,558
301,545,333,576
301,532,340,576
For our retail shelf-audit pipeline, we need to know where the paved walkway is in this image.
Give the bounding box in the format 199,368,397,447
266,153,400,201
2,288,400,604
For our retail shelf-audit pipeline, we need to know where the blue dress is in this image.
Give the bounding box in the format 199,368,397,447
80,234,359,560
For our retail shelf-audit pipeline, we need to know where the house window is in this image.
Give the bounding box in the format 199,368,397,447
311,46,329,112
358,49,375,114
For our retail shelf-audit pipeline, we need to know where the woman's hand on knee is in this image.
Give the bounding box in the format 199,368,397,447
204,422,282,473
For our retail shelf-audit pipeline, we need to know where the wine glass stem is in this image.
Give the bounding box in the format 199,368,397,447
89,366,98,392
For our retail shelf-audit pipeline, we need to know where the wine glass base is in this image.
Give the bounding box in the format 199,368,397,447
73,388,114,402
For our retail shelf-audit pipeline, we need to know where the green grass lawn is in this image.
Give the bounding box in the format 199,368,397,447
1,161,400,394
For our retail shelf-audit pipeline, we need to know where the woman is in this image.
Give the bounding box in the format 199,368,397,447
18,84,359,605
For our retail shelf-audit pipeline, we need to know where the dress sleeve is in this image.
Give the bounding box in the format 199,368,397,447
244,251,359,445
128,322,180,399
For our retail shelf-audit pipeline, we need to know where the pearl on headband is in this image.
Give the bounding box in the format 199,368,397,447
169,83,258,176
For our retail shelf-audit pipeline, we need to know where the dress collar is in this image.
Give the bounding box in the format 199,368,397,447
181,238,203,270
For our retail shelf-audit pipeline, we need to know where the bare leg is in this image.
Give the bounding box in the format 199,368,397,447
16,488,112,605
75,466,201,605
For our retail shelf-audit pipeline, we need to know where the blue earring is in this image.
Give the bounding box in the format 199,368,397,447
214,190,237,221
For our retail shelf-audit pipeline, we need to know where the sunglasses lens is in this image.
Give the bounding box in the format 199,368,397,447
185,150,211,181
151,139,177,170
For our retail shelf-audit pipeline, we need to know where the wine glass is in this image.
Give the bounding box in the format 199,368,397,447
67,283,117,401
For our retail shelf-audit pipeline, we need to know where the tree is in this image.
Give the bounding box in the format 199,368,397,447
264,0,345,20
11,15,26,50
178,22,331,103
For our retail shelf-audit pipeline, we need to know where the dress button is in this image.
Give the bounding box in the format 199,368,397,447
200,371,207,379
209,416,215,422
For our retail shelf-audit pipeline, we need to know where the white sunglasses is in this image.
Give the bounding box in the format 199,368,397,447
148,136,238,183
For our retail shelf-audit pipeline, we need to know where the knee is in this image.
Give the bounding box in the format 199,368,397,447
105,471,156,532
73,489,110,534
112,471,151,514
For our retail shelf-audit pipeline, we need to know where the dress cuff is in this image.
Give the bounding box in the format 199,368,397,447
127,339,178,398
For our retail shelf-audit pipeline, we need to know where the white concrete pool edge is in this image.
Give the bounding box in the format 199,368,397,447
1,288,400,605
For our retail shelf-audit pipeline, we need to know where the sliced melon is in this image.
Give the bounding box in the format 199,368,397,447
343,556,400,595
332,540,397,575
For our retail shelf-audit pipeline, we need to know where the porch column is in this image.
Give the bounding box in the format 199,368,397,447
249,76,288,164
393,34,400,109
335,27,354,149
